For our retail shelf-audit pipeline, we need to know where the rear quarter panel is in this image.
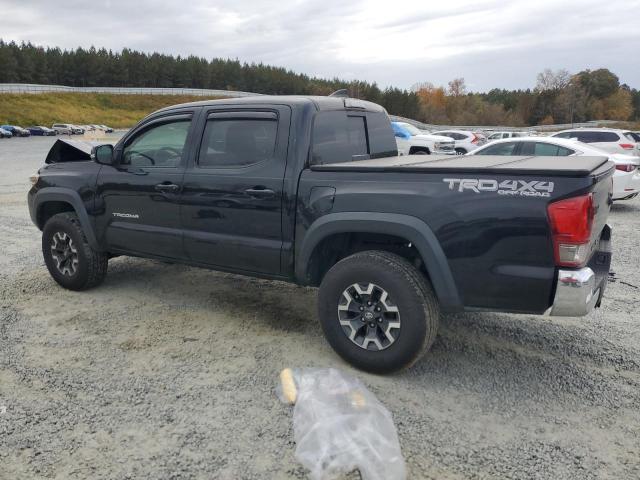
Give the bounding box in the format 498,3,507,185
297,169,606,313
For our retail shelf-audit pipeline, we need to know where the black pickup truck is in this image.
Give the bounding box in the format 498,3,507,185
28,95,613,373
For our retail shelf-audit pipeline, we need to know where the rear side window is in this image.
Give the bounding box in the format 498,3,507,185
624,132,639,142
570,131,620,143
312,112,368,164
533,142,574,156
475,142,518,155
365,112,398,159
198,117,278,168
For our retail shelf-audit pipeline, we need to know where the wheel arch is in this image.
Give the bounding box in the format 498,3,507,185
409,145,430,154
296,212,462,311
32,188,101,251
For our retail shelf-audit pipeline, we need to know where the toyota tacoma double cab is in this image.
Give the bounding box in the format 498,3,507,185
28,95,613,373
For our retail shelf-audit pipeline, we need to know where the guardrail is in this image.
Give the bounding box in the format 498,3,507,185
389,115,624,133
0,83,260,97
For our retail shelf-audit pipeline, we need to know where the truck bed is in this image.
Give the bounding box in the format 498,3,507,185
311,154,610,177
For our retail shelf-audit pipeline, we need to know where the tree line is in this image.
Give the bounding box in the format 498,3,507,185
1,40,638,126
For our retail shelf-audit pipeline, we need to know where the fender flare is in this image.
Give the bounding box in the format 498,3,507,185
295,212,462,311
31,187,102,251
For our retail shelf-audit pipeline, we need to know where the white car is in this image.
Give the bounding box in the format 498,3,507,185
468,136,640,201
551,128,640,157
486,131,528,141
391,122,455,155
431,130,487,154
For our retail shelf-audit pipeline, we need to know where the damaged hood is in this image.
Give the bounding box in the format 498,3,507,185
45,138,110,164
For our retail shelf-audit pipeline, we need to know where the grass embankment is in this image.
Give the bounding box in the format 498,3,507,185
0,93,220,128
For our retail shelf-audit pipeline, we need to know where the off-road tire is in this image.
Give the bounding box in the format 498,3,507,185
318,250,439,373
42,212,108,290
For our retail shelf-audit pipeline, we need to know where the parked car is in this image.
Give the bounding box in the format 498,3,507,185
486,131,528,141
27,126,57,136
28,95,613,373
71,125,85,134
431,130,487,154
1,125,31,137
52,124,74,135
551,128,640,157
626,131,640,143
0,127,13,138
468,136,640,201
98,124,114,133
391,121,455,155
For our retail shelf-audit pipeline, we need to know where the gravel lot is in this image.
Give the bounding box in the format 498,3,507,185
1,136,639,479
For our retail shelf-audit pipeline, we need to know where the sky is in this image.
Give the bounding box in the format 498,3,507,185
1,0,639,92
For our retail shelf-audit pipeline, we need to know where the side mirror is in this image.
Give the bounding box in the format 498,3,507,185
394,132,409,139
91,144,114,165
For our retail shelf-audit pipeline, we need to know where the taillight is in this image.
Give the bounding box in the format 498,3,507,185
619,143,634,150
471,134,479,144
547,193,595,267
615,164,637,172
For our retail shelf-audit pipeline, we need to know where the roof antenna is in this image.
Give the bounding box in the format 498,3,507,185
329,89,349,98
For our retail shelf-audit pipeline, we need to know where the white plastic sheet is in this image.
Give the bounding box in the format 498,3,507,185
277,368,406,480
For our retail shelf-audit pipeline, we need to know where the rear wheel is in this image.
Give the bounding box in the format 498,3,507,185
455,148,467,155
318,251,439,373
42,212,108,290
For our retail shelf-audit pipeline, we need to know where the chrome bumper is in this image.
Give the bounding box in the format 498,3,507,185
549,268,600,316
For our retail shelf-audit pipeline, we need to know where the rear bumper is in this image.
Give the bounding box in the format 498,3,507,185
549,224,612,317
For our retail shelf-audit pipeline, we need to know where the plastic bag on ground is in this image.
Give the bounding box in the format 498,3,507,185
277,368,406,480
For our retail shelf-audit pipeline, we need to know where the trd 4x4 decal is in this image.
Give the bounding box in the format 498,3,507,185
443,178,554,197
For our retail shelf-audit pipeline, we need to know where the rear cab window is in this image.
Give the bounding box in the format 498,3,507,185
311,110,397,165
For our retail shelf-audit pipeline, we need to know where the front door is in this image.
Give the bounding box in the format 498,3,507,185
94,112,197,259
180,106,291,274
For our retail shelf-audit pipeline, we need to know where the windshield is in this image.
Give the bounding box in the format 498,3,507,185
398,123,422,136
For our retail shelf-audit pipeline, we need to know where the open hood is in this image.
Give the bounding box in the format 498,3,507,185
45,138,107,164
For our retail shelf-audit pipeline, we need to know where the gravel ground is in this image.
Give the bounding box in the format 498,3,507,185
1,136,639,479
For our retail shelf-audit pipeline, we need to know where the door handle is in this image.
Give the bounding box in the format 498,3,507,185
155,183,180,193
245,187,275,197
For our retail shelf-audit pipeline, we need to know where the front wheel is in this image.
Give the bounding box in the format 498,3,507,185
318,251,439,373
42,212,108,290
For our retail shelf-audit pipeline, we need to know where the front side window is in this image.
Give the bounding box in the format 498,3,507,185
475,142,518,155
122,119,190,168
312,112,369,164
488,133,501,140
198,118,278,168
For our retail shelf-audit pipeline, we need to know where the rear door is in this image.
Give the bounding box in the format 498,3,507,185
180,105,291,274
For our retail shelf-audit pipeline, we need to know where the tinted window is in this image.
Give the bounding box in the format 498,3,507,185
122,119,190,168
573,131,620,143
198,118,277,168
475,142,518,155
312,112,369,164
554,132,572,139
364,112,397,158
534,142,573,156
